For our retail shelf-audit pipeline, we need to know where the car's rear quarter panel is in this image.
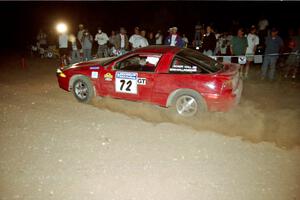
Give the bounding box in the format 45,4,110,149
151,73,221,108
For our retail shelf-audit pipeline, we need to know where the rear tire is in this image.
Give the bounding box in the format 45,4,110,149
72,76,95,103
171,91,207,117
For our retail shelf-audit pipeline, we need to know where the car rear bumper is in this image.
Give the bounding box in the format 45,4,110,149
205,79,243,112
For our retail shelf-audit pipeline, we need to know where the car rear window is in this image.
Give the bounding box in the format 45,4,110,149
177,49,223,73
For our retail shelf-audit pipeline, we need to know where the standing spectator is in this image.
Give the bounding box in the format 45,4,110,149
129,27,141,50
261,28,284,80
194,23,202,47
138,30,149,48
164,27,184,48
284,27,300,79
230,28,248,65
215,32,230,56
36,29,48,58
77,24,85,42
258,16,269,46
108,30,117,56
58,32,70,65
140,29,146,38
140,30,149,47
148,32,156,45
81,30,93,61
69,34,81,63
294,27,300,49
245,26,259,79
202,25,216,56
37,29,47,49
115,27,129,55
129,28,148,50
182,34,189,48
77,24,85,59
155,30,163,45
95,27,109,58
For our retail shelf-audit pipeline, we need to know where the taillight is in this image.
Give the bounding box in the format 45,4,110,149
222,79,233,92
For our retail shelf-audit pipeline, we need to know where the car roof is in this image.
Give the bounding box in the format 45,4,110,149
132,45,182,54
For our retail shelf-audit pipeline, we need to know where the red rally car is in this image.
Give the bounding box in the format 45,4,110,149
57,46,243,117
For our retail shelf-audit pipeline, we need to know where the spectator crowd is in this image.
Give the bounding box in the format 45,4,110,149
35,17,300,80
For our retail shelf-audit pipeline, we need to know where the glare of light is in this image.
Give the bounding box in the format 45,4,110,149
146,56,159,65
56,69,66,78
56,23,67,33
206,82,216,90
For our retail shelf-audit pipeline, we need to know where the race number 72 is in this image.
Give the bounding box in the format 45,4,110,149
120,80,132,91
115,72,138,94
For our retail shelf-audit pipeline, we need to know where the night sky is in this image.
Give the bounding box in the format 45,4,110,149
1,1,300,52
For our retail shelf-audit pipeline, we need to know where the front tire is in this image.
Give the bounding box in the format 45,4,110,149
72,76,95,103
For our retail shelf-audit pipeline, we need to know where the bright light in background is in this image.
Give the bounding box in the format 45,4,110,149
56,23,67,33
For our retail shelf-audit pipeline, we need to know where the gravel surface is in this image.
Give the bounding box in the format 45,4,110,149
0,57,299,200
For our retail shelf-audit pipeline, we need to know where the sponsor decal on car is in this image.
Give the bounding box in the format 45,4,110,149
137,78,147,85
115,71,138,94
104,72,113,81
90,66,100,70
170,65,197,72
91,71,98,79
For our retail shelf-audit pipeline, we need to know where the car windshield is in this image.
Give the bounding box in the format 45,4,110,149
177,49,224,73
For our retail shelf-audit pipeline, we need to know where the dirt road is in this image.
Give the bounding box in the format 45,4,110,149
0,56,299,200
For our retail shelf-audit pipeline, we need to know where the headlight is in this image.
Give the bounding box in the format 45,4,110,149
56,68,67,78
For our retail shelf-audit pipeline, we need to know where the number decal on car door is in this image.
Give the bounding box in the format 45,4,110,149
115,72,137,94
120,80,132,91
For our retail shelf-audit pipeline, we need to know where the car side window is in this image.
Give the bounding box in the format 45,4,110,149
114,55,160,72
169,57,208,74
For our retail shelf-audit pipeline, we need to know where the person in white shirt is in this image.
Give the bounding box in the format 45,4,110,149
170,33,177,46
129,27,148,49
155,30,163,45
245,26,259,79
95,27,109,58
58,32,70,65
129,27,140,49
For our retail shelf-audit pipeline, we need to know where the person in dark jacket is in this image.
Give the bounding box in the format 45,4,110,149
202,25,217,56
261,27,284,80
115,27,129,55
81,30,93,61
164,27,184,48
